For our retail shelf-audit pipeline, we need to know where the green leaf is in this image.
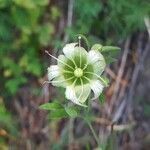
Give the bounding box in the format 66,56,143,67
101,46,120,64
13,0,35,9
65,106,78,118
105,56,117,64
0,0,10,8
39,102,63,110
91,44,103,51
51,6,61,21
38,23,54,46
5,76,27,94
49,108,69,119
102,46,121,58
99,93,105,104
34,0,48,6
11,7,31,31
0,100,18,135
25,58,42,76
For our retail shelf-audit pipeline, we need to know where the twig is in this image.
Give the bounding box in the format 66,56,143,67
94,117,136,132
105,67,128,87
94,118,111,126
64,0,74,43
68,118,74,150
108,38,130,115
86,120,100,147
112,99,126,123
107,122,136,132
127,35,150,117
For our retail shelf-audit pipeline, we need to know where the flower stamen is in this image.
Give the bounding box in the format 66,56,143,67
62,70,73,74
72,78,77,86
77,77,84,100
69,56,78,68
78,36,81,47
45,50,74,70
84,71,107,86
74,68,83,77
83,76,91,82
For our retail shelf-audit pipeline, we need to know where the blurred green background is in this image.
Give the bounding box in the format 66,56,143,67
0,0,150,149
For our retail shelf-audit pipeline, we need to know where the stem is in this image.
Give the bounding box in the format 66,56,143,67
68,118,74,146
86,120,100,147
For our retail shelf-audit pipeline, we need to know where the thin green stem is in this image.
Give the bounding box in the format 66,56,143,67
86,120,100,147
78,78,84,100
84,97,101,148
84,71,107,86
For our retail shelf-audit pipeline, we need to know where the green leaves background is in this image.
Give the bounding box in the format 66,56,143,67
0,0,57,94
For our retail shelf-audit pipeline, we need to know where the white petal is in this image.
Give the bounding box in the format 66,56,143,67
90,80,104,100
48,65,60,80
88,50,105,64
93,60,106,75
65,86,87,107
51,76,67,87
75,84,91,103
63,43,77,58
57,55,68,67
73,47,88,68
57,54,75,71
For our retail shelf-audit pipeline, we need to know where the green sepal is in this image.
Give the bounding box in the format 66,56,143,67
101,46,121,52
101,46,120,64
39,101,63,110
99,93,105,104
102,46,120,58
91,44,103,51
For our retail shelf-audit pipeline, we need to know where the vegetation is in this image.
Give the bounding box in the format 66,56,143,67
0,0,149,149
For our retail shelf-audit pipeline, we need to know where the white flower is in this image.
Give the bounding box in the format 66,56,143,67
46,42,106,107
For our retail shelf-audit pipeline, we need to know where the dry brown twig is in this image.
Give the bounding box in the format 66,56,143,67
107,38,130,116
105,67,128,87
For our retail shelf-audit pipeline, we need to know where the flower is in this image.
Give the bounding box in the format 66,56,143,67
47,42,106,107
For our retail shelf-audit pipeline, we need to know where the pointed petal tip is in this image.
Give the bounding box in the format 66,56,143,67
48,65,60,81
90,80,104,100
88,50,105,64
65,86,89,107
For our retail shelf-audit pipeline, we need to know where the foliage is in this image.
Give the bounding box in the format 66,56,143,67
0,0,60,95
0,98,17,146
69,0,150,43
0,0,149,148
40,101,79,119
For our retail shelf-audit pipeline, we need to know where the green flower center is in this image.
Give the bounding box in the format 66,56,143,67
60,48,95,85
74,68,83,77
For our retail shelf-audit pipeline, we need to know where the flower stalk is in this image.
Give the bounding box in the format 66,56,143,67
86,119,100,147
